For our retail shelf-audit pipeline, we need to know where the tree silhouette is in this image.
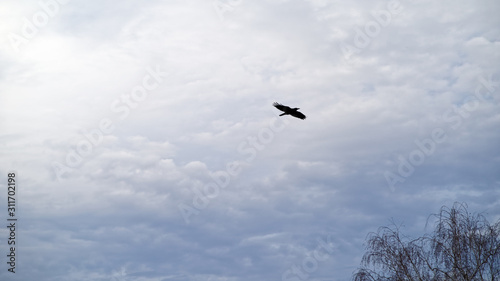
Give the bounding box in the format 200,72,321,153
353,203,500,281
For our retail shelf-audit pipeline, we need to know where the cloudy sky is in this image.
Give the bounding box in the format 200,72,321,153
1,0,499,280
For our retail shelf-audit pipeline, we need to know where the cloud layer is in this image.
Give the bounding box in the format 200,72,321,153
1,0,499,280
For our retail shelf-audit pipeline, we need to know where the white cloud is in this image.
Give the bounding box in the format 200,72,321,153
0,0,499,280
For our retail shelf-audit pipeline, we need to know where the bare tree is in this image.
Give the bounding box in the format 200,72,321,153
353,203,500,281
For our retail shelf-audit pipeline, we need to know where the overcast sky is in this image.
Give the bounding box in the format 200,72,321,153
1,0,499,280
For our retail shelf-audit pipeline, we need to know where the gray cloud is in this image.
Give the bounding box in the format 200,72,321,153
0,0,499,280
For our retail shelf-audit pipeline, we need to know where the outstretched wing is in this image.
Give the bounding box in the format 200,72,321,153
291,111,306,120
273,102,291,113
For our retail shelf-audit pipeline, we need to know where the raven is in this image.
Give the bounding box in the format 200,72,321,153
273,102,306,120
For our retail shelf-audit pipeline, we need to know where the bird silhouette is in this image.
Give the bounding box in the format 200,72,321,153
273,102,306,120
